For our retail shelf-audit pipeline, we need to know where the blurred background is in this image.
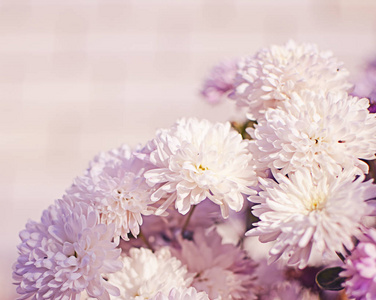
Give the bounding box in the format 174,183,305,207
1,0,376,298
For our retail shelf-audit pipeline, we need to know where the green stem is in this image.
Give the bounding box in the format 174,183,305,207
139,230,153,251
182,205,196,233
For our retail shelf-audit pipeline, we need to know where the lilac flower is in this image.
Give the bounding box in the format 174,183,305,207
13,196,122,300
352,59,376,113
151,287,210,300
200,59,239,104
173,228,258,300
341,228,376,300
68,144,157,241
261,281,319,300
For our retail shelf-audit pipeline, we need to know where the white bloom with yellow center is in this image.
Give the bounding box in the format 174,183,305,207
143,118,258,218
247,168,376,269
249,90,376,176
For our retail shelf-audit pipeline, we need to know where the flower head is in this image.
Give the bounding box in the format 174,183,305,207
261,281,319,300
151,287,210,300
201,59,239,104
143,118,258,218
231,40,351,120
341,228,376,300
353,58,376,112
69,144,156,241
107,247,193,300
247,168,376,269
174,228,258,299
249,90,376,176
13,196,122,300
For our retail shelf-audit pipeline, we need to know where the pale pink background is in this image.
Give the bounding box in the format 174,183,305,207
2,0,376,298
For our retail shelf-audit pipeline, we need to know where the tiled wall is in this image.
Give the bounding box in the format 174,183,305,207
2,0,376,298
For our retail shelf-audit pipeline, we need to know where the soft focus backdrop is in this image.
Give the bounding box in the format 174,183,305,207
2,0,376,298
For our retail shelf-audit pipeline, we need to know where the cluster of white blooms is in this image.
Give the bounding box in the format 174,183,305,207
13,40,376,300
236,41,376,273
14,117,260,300
201,40,376,299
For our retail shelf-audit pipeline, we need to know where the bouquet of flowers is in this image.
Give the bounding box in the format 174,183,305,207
13,40,376,300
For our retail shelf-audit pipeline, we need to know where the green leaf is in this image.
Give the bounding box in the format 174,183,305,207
315,267,346,291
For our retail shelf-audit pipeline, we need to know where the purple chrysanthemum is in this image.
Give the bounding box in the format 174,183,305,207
68,144,157,241
173,228,258,300
341,228,376,300
352,59,376,113
151,287,210,300
201,59,238,104
13,196,122,300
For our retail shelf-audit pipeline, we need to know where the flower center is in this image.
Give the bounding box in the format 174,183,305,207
113,188,133,202
312,136,324,145
198,164,209,172
306,192,326,212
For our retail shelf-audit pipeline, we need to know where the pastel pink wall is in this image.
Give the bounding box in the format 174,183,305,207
2,0,376,298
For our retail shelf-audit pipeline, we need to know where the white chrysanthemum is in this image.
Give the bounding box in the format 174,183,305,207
151,287,210,300
231,40,352,120
107,247,193,300
143,118,258,218
250,90,376,176
13,196,122,300
247,168,376,269
69,145,156,241
174,228,257,300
